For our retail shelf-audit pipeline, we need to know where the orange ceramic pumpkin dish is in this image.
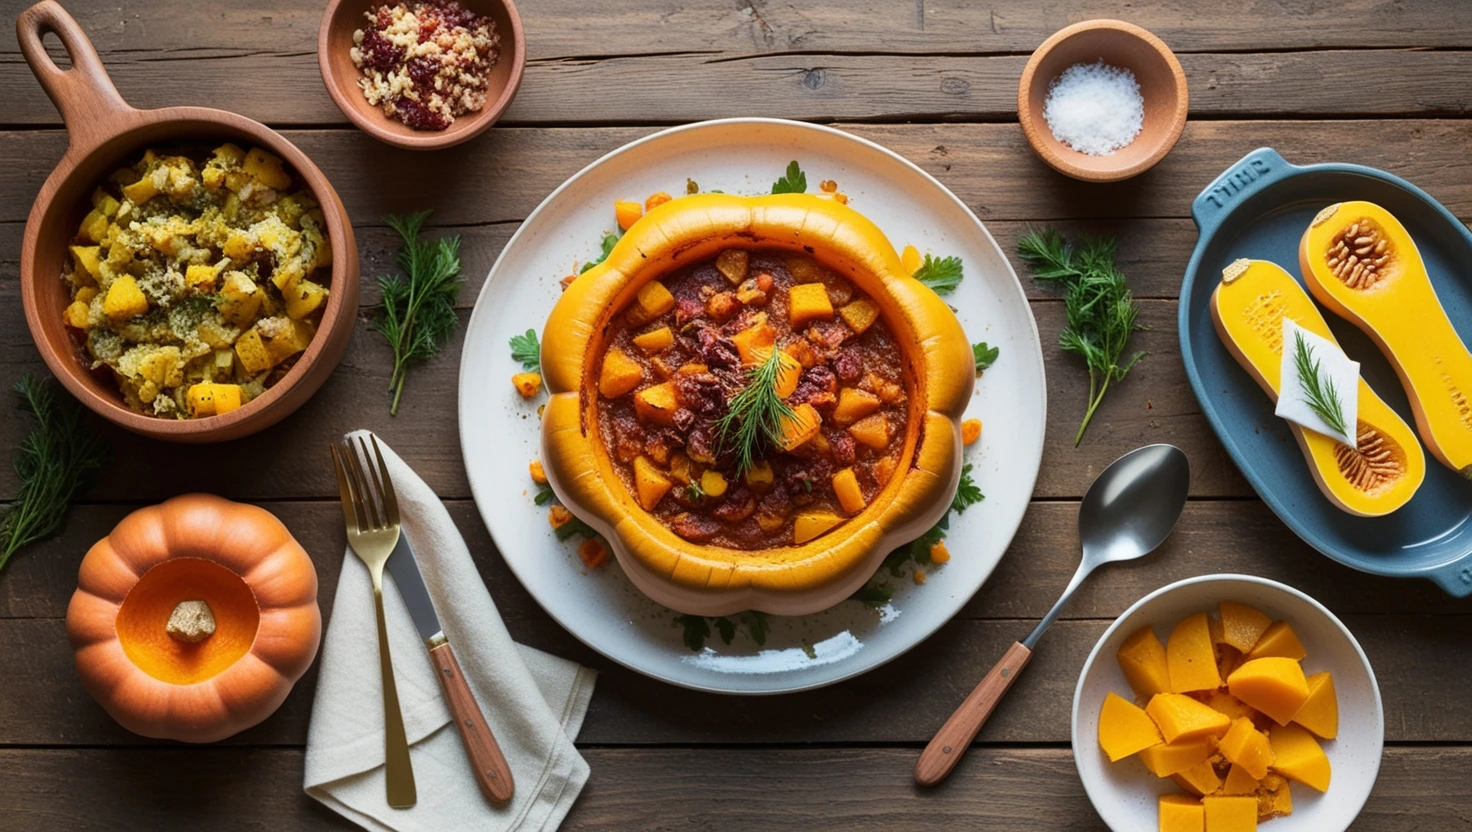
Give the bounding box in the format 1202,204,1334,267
540,193,973,616
66,493,321,742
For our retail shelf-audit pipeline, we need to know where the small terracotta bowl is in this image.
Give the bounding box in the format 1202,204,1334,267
319,0,526,151
1018,19,1188,182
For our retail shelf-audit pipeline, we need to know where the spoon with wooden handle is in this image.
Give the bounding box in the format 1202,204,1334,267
914,444,1190,786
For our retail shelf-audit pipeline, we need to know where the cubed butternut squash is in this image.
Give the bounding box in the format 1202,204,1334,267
512,372,543,398
103,275,149,320
788,282,834,326
235,328,273,375
1219,602,1273,654
961,418,982,446
1217,717,1275,780
632,326,675,353
64,301,90,329
1171,760,1223,797
1267,723,1330,792
848,413,890,449
634,381,679,425
837,299,879,335
700,470,728,498
1098,691,1163,762
529,460,548,484
1292,671,1338,740
284,279,327,320
792,510,843,544
1168,612,1223,693
716,249,749,284
832,467,866,514
1258,775,1293,820
1220,763,1260,796
625,281,675,327
1244,621,1306,662
187,383,243,417
1201,796,1258,832
1226,657,1309,726
732,319,776,365
1159,794,1205,832
599,348,645,397
744,460,774,489
243,147,291,190
1138,738,1211,778
615,200,643,230
644,191,672,210
184,263,220,292
121,177,159,206
70,245,102,282
779,403,822,451
218,271,263,326
1117,625,1172,701
832,387,881,427
1145,693,1231,744
577,538,609,568
633,456,672,511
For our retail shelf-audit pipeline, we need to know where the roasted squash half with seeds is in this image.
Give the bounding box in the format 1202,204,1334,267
1210,258,1424,516
539,194,973,616
1300,201,1472,478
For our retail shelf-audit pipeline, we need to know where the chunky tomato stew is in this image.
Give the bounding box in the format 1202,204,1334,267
595,249,911,549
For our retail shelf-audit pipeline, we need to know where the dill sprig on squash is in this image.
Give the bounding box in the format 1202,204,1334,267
370,211,465,416
715,349,796,477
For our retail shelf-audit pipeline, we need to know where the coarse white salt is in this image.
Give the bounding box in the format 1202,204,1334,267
1042,60,1144,156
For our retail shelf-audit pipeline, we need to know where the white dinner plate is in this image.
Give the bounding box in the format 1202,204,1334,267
458,118,1046,693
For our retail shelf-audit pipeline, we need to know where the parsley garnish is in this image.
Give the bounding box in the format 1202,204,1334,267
677,610,772,651
554,516,598,541
370,211,465,416
1292,329,1349,438
533,485,555,506
972,342,999,373
741,611,770,646
854,463,981,600
676,615,711,651
1017,228,1144,446
850,581,895,608
579,232,620,274
771,160,807,194
951,463,983,513
509,328,540,371
0,377,109,573
913,254,964,294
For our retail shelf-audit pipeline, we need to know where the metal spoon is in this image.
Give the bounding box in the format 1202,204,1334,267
914,444,1191,786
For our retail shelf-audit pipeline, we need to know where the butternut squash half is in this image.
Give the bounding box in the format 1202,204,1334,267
1300,201,1472,477
1210,259,1424,516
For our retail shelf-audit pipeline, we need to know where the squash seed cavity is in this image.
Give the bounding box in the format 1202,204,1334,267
1326,218,1392,290
1334,421,1406,493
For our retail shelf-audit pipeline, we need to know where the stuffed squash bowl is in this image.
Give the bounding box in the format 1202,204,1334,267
540,193,973,616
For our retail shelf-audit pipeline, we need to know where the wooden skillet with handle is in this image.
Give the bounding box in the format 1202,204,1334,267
16,0,359,442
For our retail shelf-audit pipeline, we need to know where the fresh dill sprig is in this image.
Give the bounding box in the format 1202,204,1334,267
1017,228,1145,446
913,254,964,294
715,349,796,476
0,377,109,573
370,211,465,416
509,329,540,371
1293,329,1349,438
771,160,807,194
972,342,999,373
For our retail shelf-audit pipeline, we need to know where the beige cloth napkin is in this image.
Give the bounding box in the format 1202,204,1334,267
305,431,596,831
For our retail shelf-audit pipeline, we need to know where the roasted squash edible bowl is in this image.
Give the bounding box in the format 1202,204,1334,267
540,193,974,616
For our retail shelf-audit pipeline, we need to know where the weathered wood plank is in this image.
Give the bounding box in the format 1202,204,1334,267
0,746,1464,831
6,49,1471,127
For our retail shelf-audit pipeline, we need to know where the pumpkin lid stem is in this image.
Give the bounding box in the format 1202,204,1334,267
166,600,217,644
1312,204,1341,228
1222,258,1251,285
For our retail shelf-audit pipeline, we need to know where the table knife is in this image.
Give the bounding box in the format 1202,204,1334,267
387,535,516,804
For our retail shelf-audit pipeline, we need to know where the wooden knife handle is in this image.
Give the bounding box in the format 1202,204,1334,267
914,640,1033,787
428,641,516,804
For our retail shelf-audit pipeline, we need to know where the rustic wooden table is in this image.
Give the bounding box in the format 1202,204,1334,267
3,2,1470,829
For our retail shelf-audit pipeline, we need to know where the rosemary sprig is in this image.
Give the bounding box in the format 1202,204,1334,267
370,211,465,416
0,377,109,573
1017,228,1145,446
1293,329,1349,438
715,349,795,476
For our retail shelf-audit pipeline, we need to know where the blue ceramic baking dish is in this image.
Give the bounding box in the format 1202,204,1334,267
1179,147,1472,596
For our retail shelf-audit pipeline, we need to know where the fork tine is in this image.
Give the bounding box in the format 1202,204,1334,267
343,438,382,529
329,444,361,533
335,441,371,532
370,435,401,527
354,436,386,529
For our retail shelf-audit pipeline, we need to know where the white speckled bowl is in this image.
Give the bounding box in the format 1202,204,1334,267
1072,574,1383,832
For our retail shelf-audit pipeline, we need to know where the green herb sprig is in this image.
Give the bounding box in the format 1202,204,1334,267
370,211,465,416
1017,228,1145,446
0,377,109,573
1292,329,1349,438
771,160,807,194
972,342,999,373
580,232,620,274
913,254,964,294
715,349,795,476
510,329,540,372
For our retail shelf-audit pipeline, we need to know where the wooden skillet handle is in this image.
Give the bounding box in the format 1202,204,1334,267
15,0,130,155
914,640,1033,786
428,640,516,804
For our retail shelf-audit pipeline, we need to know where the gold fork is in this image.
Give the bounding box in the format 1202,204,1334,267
332,435,417,809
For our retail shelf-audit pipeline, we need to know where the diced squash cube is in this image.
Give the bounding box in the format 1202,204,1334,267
512,372,542,398
1146,693,1231,744
1220,763,1259,796
577,538,608,568
1201,796,1258,832
792,510,843,544
632,326,675,353
122,174,161,205
1219,602,1273,653
218,271,263,326
103,275,148,320
548,504,573,530
1097,691,1163,762
625,281,675,327
1292,671,1338,740
633,455,672,510
961,418,982,445
645,191,672,210
716,249,749,284
1257,775,1293,820
75,286,98,304
1168,612,1223,693
284,279,327,320
872,454,897,486
1117,625,1172,701
529,460,547,484
184,263,220,292
700,469,728,498
243,147,291,190
223,230,256,261
79,208,111,243
774,349,802,398
1244,621,1306,662
599,348,645,397
732,319,776,365
778,402,822,451
1171,760,1223,797
211,384,242,414
70,245,102,282
634,381,678,425
744,460,774,489
929,541,950,564
64,301,90,329
1267,723,1330,792
615,199,642,230
259,318,313,366
1158,794,1205,832
1218,717,1275,780
832,387,881,427
847,413,890,449
235,328,273,375
187,383,243,417
832,467,865,514
91,188,120,216
1227,657,1309,726
788,282,834,327
837,298,879,334
1138,738,1210,777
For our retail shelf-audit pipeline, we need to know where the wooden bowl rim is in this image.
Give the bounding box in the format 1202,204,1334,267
1016,18,1189,183
316,0,527,151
